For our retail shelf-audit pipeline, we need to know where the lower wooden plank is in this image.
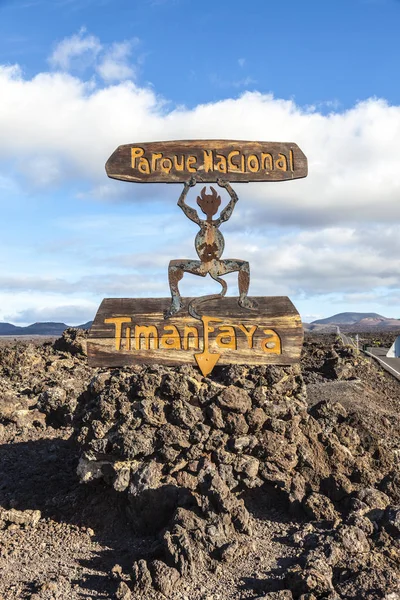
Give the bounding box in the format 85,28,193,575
87,297,303,375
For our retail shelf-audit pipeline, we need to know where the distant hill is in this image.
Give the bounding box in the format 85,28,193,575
312,312,385,325
78,321,93,329
0,323,21,335
0,321,93,336
23,322,71,335
305,312,400,333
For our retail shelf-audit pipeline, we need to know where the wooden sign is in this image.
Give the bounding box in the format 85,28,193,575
105,139,308,184
89,137,308,375
87,296,303,377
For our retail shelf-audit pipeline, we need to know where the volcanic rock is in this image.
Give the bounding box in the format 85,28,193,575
1,330,400,598
72,354,400,597
53,327,88,356
0,507,41,529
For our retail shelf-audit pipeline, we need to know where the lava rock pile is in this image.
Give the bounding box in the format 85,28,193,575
73,358,400,598
2,330,398,598
0,329,91,431
74,364,305,594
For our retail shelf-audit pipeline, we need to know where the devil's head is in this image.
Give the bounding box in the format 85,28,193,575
196,186,221,219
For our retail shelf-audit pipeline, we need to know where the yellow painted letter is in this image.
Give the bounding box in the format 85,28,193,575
276,153,288,171
161,157,173,173
151,152,162,172
160,325,181,349
183,325,199,350
228,150,240,172
261,329,281,354
203,150,213,172
125,326,131,351
261,153,273,171
138,157,150,174
131,147,144,169
247,154,260,173
187,156,197,172
135,325,159,350
216,325,237,349
173,155,185,171
105,317,132,351
289,149,294,172
215,154,227,173
238,324,257,348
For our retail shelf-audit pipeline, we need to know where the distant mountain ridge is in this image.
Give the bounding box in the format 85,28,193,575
305,312,400,333
0,321,93,336
312,312,385,325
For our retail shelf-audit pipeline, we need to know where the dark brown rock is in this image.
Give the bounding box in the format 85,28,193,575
384,506,400,537
246,406,267,432
217,385,252,414
131,559,152,592
37,386,77,426
303,493,340,522
139,397,166,426
53,327,88,356
158,423,191,449
206,404,224,429
0,392,46,429
286,556,333,596
0,507,41,529
337,525,370,554
169,399,203,429
357,487,391,510
225,412,249,435
115,581,132,599
149,559,180,595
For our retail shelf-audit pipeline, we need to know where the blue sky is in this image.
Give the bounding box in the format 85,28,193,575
1,0,400,325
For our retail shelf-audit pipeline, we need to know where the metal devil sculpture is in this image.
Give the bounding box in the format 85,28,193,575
166,176,256,320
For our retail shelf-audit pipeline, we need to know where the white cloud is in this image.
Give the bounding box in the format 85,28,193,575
1,224,399,300
0,273,165,295
49,28,102,70
8,303,97,325
96,40,138,83
1,62,400,228
49,30,139,83
0,291,97,326
21,155,62,187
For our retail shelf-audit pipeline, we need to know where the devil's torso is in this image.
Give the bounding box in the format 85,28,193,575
195,220,225,262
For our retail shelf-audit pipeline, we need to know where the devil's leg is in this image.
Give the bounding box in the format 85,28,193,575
214,259,257,309
165,259,206,318
238,262,257,309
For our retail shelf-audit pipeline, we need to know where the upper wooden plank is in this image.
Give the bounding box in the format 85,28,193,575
105,139,308,184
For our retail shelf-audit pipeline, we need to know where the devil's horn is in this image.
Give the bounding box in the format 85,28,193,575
200,186,207,199
210,186,218,199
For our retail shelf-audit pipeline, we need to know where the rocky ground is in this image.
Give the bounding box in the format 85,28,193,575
0,329,399,600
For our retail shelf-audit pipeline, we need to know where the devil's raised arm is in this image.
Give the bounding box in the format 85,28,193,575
216,180,238,224
177,178,201,225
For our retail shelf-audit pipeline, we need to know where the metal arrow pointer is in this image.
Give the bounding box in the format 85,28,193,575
194,316,222,377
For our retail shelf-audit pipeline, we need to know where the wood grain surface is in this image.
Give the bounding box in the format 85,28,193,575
87,296,303,373
105,140,308,184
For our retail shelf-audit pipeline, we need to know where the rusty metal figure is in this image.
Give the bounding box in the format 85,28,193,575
165,176,257,319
